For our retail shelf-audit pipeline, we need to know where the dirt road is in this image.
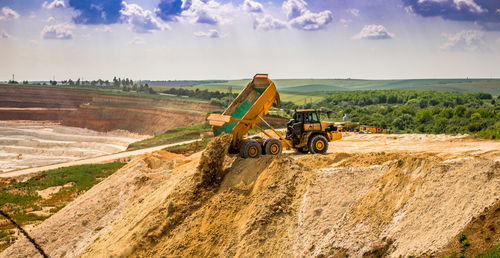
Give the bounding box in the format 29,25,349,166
0,139,201,178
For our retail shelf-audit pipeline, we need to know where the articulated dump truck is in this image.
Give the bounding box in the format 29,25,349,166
207,74,342,158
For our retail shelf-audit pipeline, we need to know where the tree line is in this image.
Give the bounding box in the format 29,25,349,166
312,90,499,139
161,87,237,106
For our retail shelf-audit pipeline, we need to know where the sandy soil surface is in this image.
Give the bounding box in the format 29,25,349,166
0,121,147,173
2,133,499,257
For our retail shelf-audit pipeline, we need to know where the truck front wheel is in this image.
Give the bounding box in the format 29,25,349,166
240,140,262,158
308,135,328,154
263,138,282,155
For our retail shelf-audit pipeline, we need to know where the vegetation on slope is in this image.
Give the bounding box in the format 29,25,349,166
0,162,125,251
127,122,212,151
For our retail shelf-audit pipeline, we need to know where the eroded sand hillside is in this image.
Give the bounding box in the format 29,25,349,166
2,134,499,257
0,121,146,172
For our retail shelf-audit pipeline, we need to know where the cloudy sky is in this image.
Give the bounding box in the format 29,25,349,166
0,0,499,80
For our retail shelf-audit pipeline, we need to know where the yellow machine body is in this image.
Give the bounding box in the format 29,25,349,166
206,74,342,157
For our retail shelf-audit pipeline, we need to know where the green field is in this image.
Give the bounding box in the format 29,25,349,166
152,78,500,105
194,78,500,94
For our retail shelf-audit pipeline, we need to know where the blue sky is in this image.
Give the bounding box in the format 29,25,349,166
0,0,499,80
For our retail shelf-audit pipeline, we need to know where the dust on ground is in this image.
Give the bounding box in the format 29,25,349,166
1,133,499,257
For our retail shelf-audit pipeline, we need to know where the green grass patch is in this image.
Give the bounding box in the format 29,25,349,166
478,242,500,258
128,122,211,150
0,162,125,251
12,162,125,193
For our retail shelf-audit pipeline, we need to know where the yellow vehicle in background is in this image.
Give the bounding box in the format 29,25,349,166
207,74,342,158
359,125,389,134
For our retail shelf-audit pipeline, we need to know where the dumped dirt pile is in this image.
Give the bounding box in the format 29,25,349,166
294,152,499,257
0,150,185,258
2,135,499,257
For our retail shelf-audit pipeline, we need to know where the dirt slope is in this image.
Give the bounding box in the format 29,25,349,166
2,134,499,257
0,85,218,134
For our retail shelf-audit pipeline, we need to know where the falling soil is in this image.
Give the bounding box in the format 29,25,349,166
2,134,499,257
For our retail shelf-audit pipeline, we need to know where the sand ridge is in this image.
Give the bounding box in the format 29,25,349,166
1,133,499,257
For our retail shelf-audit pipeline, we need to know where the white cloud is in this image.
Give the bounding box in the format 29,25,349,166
2,31,9,39
182,0,234,25
354,25,394,40
0,7,20,21
253,15,287,30
441,30,485,51
242,0,264,13
121,2,169,33
47,16,55,23
129,37,146,45
347,8,359,17
194,29,220,38
289,10,333,31
418,0,485,13
42,0,66,9
282,0,306,20
453,0,485,13
41,24,73,40
282,0,332,31
405,6,416,16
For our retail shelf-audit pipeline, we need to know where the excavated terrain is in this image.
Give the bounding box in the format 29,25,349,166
0,85,218,134
1,133,499,257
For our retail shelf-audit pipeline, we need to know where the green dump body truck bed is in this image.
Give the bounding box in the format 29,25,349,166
207,74,280,150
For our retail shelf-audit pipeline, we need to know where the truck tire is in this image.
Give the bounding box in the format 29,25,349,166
240,139,262,158
263,138,282,155
308,135,328,154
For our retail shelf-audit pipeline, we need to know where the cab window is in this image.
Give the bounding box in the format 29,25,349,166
305,112,319,123
294,113,303,123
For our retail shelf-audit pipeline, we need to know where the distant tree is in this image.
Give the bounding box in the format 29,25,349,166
68,79,74,86
76,79,80,86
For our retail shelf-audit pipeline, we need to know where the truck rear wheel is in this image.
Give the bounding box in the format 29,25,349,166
308,135,328,154
263,138,282,155
240,140,262,158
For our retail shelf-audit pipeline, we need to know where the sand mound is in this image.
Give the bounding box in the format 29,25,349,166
0,150,185,258
2,135,499,257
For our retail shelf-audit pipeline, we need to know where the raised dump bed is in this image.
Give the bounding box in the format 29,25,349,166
207,74,342,158
207,74,280,153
